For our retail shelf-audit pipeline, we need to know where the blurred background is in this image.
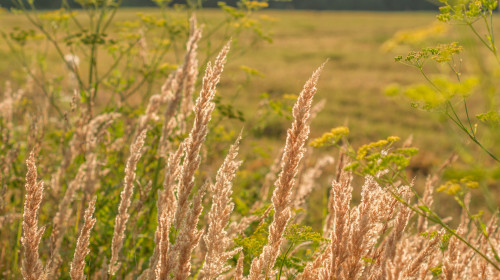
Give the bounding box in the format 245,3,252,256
1,0,499,228
1,0,441,10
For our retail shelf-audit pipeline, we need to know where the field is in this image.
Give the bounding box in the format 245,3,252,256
3,5,500,280
2,8,499,172
0,9,466,163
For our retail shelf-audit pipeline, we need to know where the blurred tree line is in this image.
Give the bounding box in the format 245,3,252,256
1,0,440,10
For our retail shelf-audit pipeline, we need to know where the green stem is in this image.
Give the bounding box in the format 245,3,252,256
95,39,140,85
446,102,500,162
88,4,110,108
463,99,475,138
12,219,22,279
482,14,498,56
419,68,441,92
448,61,461,82
101,0,124,32
468,23,495,53
419,65,500,163
24,3,86,89
349,150,500,272
2,37,65,117
377,177,500,272
457,195,500,263
62,0,85,32
490,13,496,50
277,242,294,280
468,20,500,64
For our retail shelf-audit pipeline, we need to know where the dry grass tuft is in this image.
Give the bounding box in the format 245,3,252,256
70,197,97,280
20,151,46,280
199,133,243,279
249,61,326,279
108,130,148,275
7,13,500,280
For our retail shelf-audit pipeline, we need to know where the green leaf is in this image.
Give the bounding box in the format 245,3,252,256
477,111,500,127
418,205,432,214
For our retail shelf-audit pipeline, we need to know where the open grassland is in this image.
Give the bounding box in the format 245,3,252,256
0,9,460,160
4,8,500,219
3,8,500,204
3,6,500,279
2,9,498,169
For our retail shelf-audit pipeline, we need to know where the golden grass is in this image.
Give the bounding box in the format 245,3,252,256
3,9,498,169
3,9,500,278
0,10,451,162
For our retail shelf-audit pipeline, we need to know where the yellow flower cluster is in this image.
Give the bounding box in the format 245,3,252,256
381,21,448,52
357,136,400,160
437,178,479,195
387,136,401,142
437,181,461,195
432,42,463,63
245,1,269,10
309,126,349,148
399,76,478,109
39,9,76,23
138,14,167,27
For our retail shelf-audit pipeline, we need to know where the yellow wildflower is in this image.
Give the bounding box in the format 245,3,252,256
437,180,462,195
39,9,76,23
436,184,448,193
357,139,388,160
309,126,349,148
357,146,368,160
447,183,461,195
330,126,350,137
465,181,479,189
381,21,448,52
245,1,269,9
387,136,401,142
460,177,479,189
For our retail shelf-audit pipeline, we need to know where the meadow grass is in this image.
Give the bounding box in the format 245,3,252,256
2,6,499,229
0,9,475,162
2,8,500,171
3,5,500,279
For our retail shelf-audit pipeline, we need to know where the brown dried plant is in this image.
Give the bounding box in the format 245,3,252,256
173,41,231,230
199,134,243,279
249,61,326,279
70,197,97,280
108,130,148,275
21,151,46,280
10,14,500,280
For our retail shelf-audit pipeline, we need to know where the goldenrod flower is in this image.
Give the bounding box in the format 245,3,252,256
310,126,349,148
387,136,401,142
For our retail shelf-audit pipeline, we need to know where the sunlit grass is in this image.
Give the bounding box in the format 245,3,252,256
2,8,499,173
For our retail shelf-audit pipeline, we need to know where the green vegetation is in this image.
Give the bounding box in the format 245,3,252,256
2,0,500,279
0,0,439,11
0,9,466,159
